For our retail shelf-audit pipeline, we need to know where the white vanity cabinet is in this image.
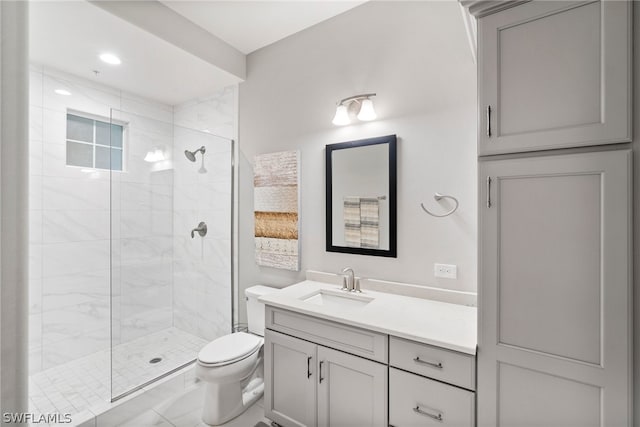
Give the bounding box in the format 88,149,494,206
478,0,631,155
264,307,388,427
263,304,477,427
388,338,475,427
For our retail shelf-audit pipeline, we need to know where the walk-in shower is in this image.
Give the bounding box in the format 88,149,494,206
27,67,236,420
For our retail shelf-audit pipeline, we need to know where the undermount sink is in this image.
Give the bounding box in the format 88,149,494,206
301,289,374,309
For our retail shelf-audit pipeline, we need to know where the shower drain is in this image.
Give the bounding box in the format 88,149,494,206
149,357,162,364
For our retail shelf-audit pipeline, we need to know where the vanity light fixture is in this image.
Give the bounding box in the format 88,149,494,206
332,93,377,126
99,53,121,65
54,89,71,96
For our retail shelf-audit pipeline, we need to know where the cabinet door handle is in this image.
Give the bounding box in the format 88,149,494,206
413,357,443,369
307,356,312,378
319,361,324,384
486,176,492,208
413,405,443,422
486,105,492,137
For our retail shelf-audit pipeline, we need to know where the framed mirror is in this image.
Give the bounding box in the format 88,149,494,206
326,134,397,257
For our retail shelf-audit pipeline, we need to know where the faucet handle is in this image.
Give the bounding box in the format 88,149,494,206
191,221,207,238
341,276,348,291
354,278,362,293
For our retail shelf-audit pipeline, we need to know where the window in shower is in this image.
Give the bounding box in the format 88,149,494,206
66,112,125,171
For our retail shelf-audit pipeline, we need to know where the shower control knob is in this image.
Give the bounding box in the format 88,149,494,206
191,222,207,238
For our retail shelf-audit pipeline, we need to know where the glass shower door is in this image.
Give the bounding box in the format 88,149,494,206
109,108,232,400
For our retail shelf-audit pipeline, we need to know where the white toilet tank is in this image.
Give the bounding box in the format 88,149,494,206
245,285,278,336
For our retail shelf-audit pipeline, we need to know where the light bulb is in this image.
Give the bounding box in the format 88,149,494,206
332,104,350,126
357,98,377,121
99,53,121,65
144,148,165,162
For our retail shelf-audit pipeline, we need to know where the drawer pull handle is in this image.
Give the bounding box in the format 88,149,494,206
413,357,443,369
307,356,312,378
414,405,443,422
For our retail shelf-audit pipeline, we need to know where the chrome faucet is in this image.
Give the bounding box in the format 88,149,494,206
341,267,355,291
191,221,208,238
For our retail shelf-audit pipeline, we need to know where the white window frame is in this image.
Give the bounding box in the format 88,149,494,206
65,109,128,172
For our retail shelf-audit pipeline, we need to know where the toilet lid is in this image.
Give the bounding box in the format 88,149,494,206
198,332,262,366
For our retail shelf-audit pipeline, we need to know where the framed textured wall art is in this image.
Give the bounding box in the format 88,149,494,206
253,150,300,271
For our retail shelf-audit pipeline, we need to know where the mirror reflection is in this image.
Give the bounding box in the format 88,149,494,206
326,135,397,257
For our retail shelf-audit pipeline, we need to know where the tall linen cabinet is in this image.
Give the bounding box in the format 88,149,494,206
464,1,634,426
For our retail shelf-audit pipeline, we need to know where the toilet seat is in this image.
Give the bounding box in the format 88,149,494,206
197,332,262,367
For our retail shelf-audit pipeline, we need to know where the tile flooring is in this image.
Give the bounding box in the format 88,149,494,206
118,385,270,427
29,328,208,418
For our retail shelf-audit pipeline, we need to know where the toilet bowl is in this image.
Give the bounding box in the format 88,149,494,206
196,285,277,426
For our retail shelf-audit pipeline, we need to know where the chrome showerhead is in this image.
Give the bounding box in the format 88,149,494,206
184,150,196,162
184,146,206,162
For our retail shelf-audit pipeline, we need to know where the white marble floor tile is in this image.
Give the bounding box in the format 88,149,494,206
147,384,267,427
118,409,174,427
195,399,269,427
152,386,204,427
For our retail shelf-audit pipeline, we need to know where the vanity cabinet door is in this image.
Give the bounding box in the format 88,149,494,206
478,150,632,426
264,330,317,427
317,346,387,427
478,0,631,155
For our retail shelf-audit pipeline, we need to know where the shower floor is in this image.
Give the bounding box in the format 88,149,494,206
29,327,208,418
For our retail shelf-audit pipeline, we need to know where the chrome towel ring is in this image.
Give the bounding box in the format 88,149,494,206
420,193,459,217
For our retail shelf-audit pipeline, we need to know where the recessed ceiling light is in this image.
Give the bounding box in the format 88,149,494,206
54,89,71,96
99,53,121,65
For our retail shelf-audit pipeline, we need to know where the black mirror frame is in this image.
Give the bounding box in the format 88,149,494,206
325,134,397,258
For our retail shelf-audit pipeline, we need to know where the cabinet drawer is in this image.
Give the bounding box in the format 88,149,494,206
266,306,388,363
389,368,474,427
390,336,475,390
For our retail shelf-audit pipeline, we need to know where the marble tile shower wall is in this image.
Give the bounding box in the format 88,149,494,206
29,65,175,374
172,89,235,341
111,111,174,347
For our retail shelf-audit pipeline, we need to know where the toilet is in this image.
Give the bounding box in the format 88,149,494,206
196,285,277,426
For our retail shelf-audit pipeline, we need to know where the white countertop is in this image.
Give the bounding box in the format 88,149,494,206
259,280,477,355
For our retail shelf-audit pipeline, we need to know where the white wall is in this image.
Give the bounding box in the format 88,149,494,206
238,1,477,321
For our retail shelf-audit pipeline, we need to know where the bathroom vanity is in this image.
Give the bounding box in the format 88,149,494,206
259,278,477,427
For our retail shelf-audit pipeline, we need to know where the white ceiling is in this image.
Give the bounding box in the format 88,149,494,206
29,1,241,105
160,1,368,54
29,1,367,106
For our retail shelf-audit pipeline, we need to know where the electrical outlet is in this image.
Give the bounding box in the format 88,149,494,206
434,263,457,279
